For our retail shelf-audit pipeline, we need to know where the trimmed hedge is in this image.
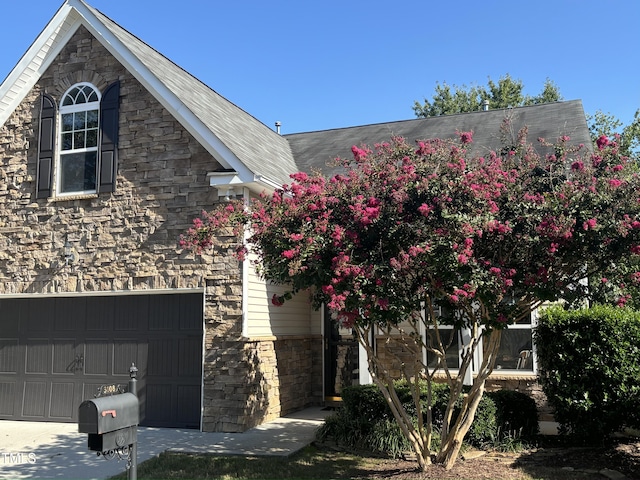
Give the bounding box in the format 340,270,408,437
489,389,539,440
535,305,640,440
317,381,538,457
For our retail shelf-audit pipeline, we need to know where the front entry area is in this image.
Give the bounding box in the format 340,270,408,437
0,291,203,428
323,312,360,403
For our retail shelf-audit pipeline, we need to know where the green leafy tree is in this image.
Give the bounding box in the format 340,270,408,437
413,74,562,117
588,109,640,159
181,122,640,470
585,110,640,306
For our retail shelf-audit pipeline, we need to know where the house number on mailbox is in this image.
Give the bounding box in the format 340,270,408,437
96,384,126,397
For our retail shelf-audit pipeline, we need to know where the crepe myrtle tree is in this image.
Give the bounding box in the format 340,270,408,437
180,122,640,470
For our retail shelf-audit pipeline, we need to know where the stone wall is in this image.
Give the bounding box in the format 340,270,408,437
375,334,422,379
203,335,323,432
0,26,320,432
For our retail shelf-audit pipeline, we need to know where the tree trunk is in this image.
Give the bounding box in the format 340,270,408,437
435,328,502,469
356,326,433,470
436,379,486,469
369,375,432,469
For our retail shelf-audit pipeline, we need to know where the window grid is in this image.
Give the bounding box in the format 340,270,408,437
57,83,101,195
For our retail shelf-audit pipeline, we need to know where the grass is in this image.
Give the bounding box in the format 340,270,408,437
111,445,385,479
110,440,638,480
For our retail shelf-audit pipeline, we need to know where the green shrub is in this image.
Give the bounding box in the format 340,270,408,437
317,380,537,455
535,304,640,440
487,389,539,440
341,384,391,423
465,394,498,446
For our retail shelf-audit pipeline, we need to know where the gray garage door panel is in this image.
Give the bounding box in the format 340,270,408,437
0,293,203,428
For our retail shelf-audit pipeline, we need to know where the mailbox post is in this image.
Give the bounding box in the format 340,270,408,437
128,363,138,480
78,363,139,480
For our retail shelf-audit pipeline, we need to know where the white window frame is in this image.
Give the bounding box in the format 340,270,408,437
56,82,101,196
420,304,465,373
420,305,538,379
478,310,538,375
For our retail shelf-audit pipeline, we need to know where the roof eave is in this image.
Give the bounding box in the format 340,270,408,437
0,3,77,126
207,170,283,196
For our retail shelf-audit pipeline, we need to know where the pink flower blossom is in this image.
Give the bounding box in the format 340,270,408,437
583,218,597,230
377,298,389,310
289,172,309,182
322,285,334,295
408,245,426,256
453,288,469,298
459,131,473,144
338,311,358,328
236,246,247,262
571,161,584,171
617,295,630,307
596,135,610,150
418,203,433,217
271,294,284,307
351,145,369,161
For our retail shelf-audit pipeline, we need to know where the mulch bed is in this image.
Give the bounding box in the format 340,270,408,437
356,439,640,479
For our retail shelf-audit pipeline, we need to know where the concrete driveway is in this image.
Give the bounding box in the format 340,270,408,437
0,407,329,479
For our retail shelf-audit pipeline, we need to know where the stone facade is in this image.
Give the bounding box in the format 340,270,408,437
375,334,422,379
0,26,321,432
203,336,323,432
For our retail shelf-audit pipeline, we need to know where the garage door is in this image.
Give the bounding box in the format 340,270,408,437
0,292,203,428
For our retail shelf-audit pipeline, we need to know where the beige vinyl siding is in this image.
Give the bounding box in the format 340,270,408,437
310,308,322,336
245,258,313,337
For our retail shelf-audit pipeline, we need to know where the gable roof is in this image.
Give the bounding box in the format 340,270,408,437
0,1,593,193
0,0,296,190
286,100,592,176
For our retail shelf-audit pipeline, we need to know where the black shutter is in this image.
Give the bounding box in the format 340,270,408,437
36,94,56,199
98,81,120,193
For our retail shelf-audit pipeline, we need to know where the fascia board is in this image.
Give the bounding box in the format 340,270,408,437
0,4,77,127
207,172,244,187
206,172,282,198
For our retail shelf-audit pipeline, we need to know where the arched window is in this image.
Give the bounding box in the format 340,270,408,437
36,81,120,199
58,83,101,194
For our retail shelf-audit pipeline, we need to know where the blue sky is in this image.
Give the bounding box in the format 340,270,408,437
1,1,638,135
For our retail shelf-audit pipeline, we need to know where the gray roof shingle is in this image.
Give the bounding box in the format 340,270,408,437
84,2,297,187
286,100,592,177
